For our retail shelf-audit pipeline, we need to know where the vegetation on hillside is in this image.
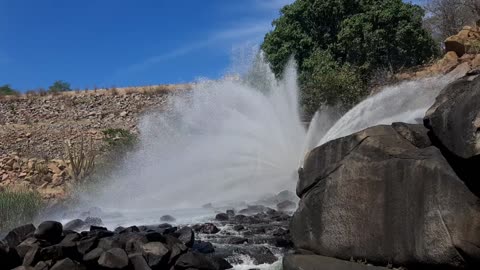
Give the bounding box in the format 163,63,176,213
0,189,43,232
262,0,440,116
0,84,19,96
49,80,71,93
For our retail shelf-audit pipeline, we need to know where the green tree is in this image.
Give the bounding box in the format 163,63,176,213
300,50,366,116
49,80,71,93
0,84,19,96
262,0,439,115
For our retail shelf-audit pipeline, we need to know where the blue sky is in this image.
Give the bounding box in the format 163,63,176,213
1,0,294,90
1,0,423,91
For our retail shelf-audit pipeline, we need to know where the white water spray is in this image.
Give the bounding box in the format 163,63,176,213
90,59,305,211
87,56,453,220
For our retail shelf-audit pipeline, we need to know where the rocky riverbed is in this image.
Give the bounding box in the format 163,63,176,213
0,199,297,270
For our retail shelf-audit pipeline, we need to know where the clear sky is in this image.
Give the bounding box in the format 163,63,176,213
1,0,295,91
1,0,423,91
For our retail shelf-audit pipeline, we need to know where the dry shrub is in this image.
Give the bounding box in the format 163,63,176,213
64,137,96,182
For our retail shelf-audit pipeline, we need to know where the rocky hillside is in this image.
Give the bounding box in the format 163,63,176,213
0,84,190,200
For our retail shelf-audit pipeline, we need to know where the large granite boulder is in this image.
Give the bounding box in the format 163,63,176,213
292,124,480,269
283,254,389,270
424,74,480,159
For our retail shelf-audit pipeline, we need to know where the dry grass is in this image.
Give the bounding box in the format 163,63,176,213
0,188,43,232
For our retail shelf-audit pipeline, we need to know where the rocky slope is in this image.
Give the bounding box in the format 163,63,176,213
0,85,189,200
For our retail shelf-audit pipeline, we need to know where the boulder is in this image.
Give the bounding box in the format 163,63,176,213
3,224,36,248
175,251,229,270
175,227,194,248
34,221,63,244
160,215,176,222
128,253,152,270
193,223,220,234
283,255,389,270
98,248,129,269
215,213,229,221
63,219,86,231
0,239,21,269
445,26,480,57
192,241,215,254
50,258,84,270
424,75,480,159
141,242,170,268
292,124,480,268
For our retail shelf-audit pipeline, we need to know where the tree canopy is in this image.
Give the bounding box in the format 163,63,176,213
262,0,439,116
48,80,71,93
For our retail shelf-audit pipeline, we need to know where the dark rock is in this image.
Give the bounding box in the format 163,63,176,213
424,75,480,158
90,225,108,232
97,236,123,250
124,234,148,254
34,221,63,244
232,225,244,231
283,255,389,270
33,261,50,270
23,245,40,266
16,237,42,258
276,200,296,212
98,248,129,269
160,215,176,222
175,227,195,248
163,235,187,264
128,253,152,270
192,241,215,254
119,226,140,233
226,237,248,245
192,223,220,234
226,210,235,217
293,124,480,268
3,224,36,248
141,242,170,268
76,237,98,256
50,258,84,270
175,252,219,270
84,216,103,226
83,247,103,265
215,213,229,221
391,122,431,148
11,266,34,270
233,215,247,222
63,219,86,231
114,227,125,234
0,239,21,269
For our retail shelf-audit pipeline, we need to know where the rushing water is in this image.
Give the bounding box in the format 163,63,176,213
74,54,456,269
84,56,454,220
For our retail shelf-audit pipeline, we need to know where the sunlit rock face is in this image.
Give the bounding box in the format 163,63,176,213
292,123,480,269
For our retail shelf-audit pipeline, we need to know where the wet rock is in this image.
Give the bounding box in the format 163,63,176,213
232,225,244,231
3,224,36,248
193,223,220,234
34,221,63,244
50,258,84,270
160,215,176,222
141,242,170,268
283,254,389,270
175,227,194,248
215,213,229,221
33,261,51,270
175,251,229,270
76,237,97,256
23,245,40,266
63,219,86,231
0,239,21,269
128,253,151,270
192,241,215,254
98,248,129,269
226,210,235,217
83,247,103,265
226,237,248,245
